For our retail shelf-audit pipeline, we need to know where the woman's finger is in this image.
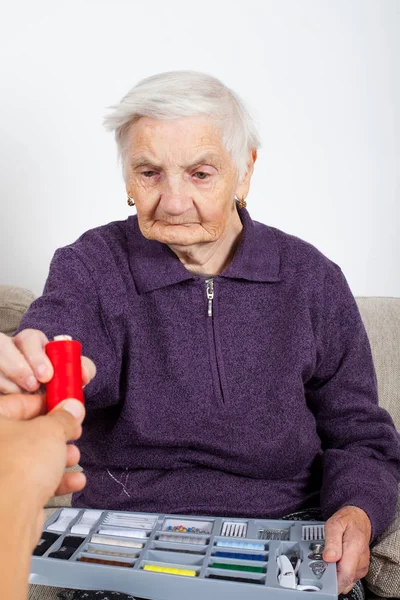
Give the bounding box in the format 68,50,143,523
81,356,96,386
323,517,344,562
336,543,365,594
0,373,24,395
13,329,53,384
0,331,39,392
353,555,370,583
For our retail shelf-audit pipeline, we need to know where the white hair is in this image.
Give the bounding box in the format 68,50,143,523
103,70,261,182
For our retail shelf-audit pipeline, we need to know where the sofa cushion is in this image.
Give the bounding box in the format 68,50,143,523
356,297,400,431
28,585,61,600
366,487,400,597
0,285,35,336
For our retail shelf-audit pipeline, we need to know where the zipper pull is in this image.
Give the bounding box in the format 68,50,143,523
206,279,214,317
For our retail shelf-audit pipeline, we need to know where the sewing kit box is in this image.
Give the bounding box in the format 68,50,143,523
30,508,337,599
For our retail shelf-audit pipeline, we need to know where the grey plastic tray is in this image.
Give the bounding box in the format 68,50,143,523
30,508,337,599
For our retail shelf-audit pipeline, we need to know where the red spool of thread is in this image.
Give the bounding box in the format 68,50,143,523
45,335,84,411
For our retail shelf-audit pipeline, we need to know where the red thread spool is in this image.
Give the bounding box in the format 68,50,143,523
45,335,84,411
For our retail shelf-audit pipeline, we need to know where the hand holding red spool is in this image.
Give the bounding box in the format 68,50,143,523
45,335,84,412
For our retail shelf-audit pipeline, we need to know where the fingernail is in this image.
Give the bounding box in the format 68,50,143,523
324,549,337,559
26,375,37,390
62,399,84,419
36,363,47,377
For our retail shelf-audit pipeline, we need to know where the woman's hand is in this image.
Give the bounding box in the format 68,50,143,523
323,505,371,594
0,328,96,394
0,393,86,547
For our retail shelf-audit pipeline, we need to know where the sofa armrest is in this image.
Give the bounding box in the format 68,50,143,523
0,285,35,336
366,486,400,597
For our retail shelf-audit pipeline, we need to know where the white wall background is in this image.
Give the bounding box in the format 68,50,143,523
0,0,398,297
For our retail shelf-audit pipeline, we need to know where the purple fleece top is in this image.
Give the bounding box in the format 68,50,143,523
19,207,400,540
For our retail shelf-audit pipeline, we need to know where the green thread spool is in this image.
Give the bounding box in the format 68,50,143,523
211,563,264,573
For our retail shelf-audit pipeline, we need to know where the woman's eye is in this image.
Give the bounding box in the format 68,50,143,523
194,172,210,180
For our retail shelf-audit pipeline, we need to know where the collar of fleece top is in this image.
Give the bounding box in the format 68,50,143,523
127,207,282,294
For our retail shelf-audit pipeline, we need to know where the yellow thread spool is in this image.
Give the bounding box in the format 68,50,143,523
143,565,196,577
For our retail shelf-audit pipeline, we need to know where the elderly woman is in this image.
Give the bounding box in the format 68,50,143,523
0,71,399,600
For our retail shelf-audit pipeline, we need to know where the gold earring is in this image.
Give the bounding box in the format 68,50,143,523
127,196,135,207
237,196,247,210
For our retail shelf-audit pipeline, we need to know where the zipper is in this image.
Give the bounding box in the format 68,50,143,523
205,278,226,403
206,278,214,317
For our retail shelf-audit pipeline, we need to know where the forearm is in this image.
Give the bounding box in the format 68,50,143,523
16,246,119,403
0,492,37,600
320,449,399,541
305,265,400,539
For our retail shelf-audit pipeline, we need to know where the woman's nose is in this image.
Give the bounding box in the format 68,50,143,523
159,176,193,215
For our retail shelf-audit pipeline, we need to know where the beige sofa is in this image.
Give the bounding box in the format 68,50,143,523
1,285,399,599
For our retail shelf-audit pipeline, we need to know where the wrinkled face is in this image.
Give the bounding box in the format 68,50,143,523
125,116,242,247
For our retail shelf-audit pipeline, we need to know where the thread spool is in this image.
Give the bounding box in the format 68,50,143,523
45,335,84,411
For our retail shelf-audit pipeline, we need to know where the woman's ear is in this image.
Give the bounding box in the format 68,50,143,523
236,149,257,200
